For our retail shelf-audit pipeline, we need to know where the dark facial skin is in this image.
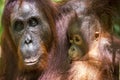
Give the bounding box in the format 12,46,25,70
68,20,87,61
9,1,52,70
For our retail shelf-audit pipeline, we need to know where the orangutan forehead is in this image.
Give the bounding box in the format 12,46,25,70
11,1,40,18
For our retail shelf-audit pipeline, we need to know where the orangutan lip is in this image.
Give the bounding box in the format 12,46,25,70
25,60,38,66
24,55,40,66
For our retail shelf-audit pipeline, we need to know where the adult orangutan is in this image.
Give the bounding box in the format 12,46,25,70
0,0,58,80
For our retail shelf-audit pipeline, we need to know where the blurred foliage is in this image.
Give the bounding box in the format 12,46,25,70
113,24,120,38
52,0,62,2
0,0,5,43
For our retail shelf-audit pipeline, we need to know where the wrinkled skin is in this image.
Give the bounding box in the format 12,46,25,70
1,0,56,79
10,1,52,70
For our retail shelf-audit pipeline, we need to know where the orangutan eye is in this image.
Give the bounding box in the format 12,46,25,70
13,20,24,32
29,17,39,27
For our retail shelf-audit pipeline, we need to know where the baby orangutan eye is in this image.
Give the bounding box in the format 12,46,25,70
73,34,82,46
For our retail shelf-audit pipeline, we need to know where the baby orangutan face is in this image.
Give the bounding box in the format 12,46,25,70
68,19,88,61
68,34,85,61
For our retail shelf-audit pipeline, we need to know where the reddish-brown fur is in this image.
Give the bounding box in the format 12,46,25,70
39,0,120,80
0,0,120,80
0,0,58,80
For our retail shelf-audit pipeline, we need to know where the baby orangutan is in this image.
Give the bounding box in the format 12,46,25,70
67,18,88,61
